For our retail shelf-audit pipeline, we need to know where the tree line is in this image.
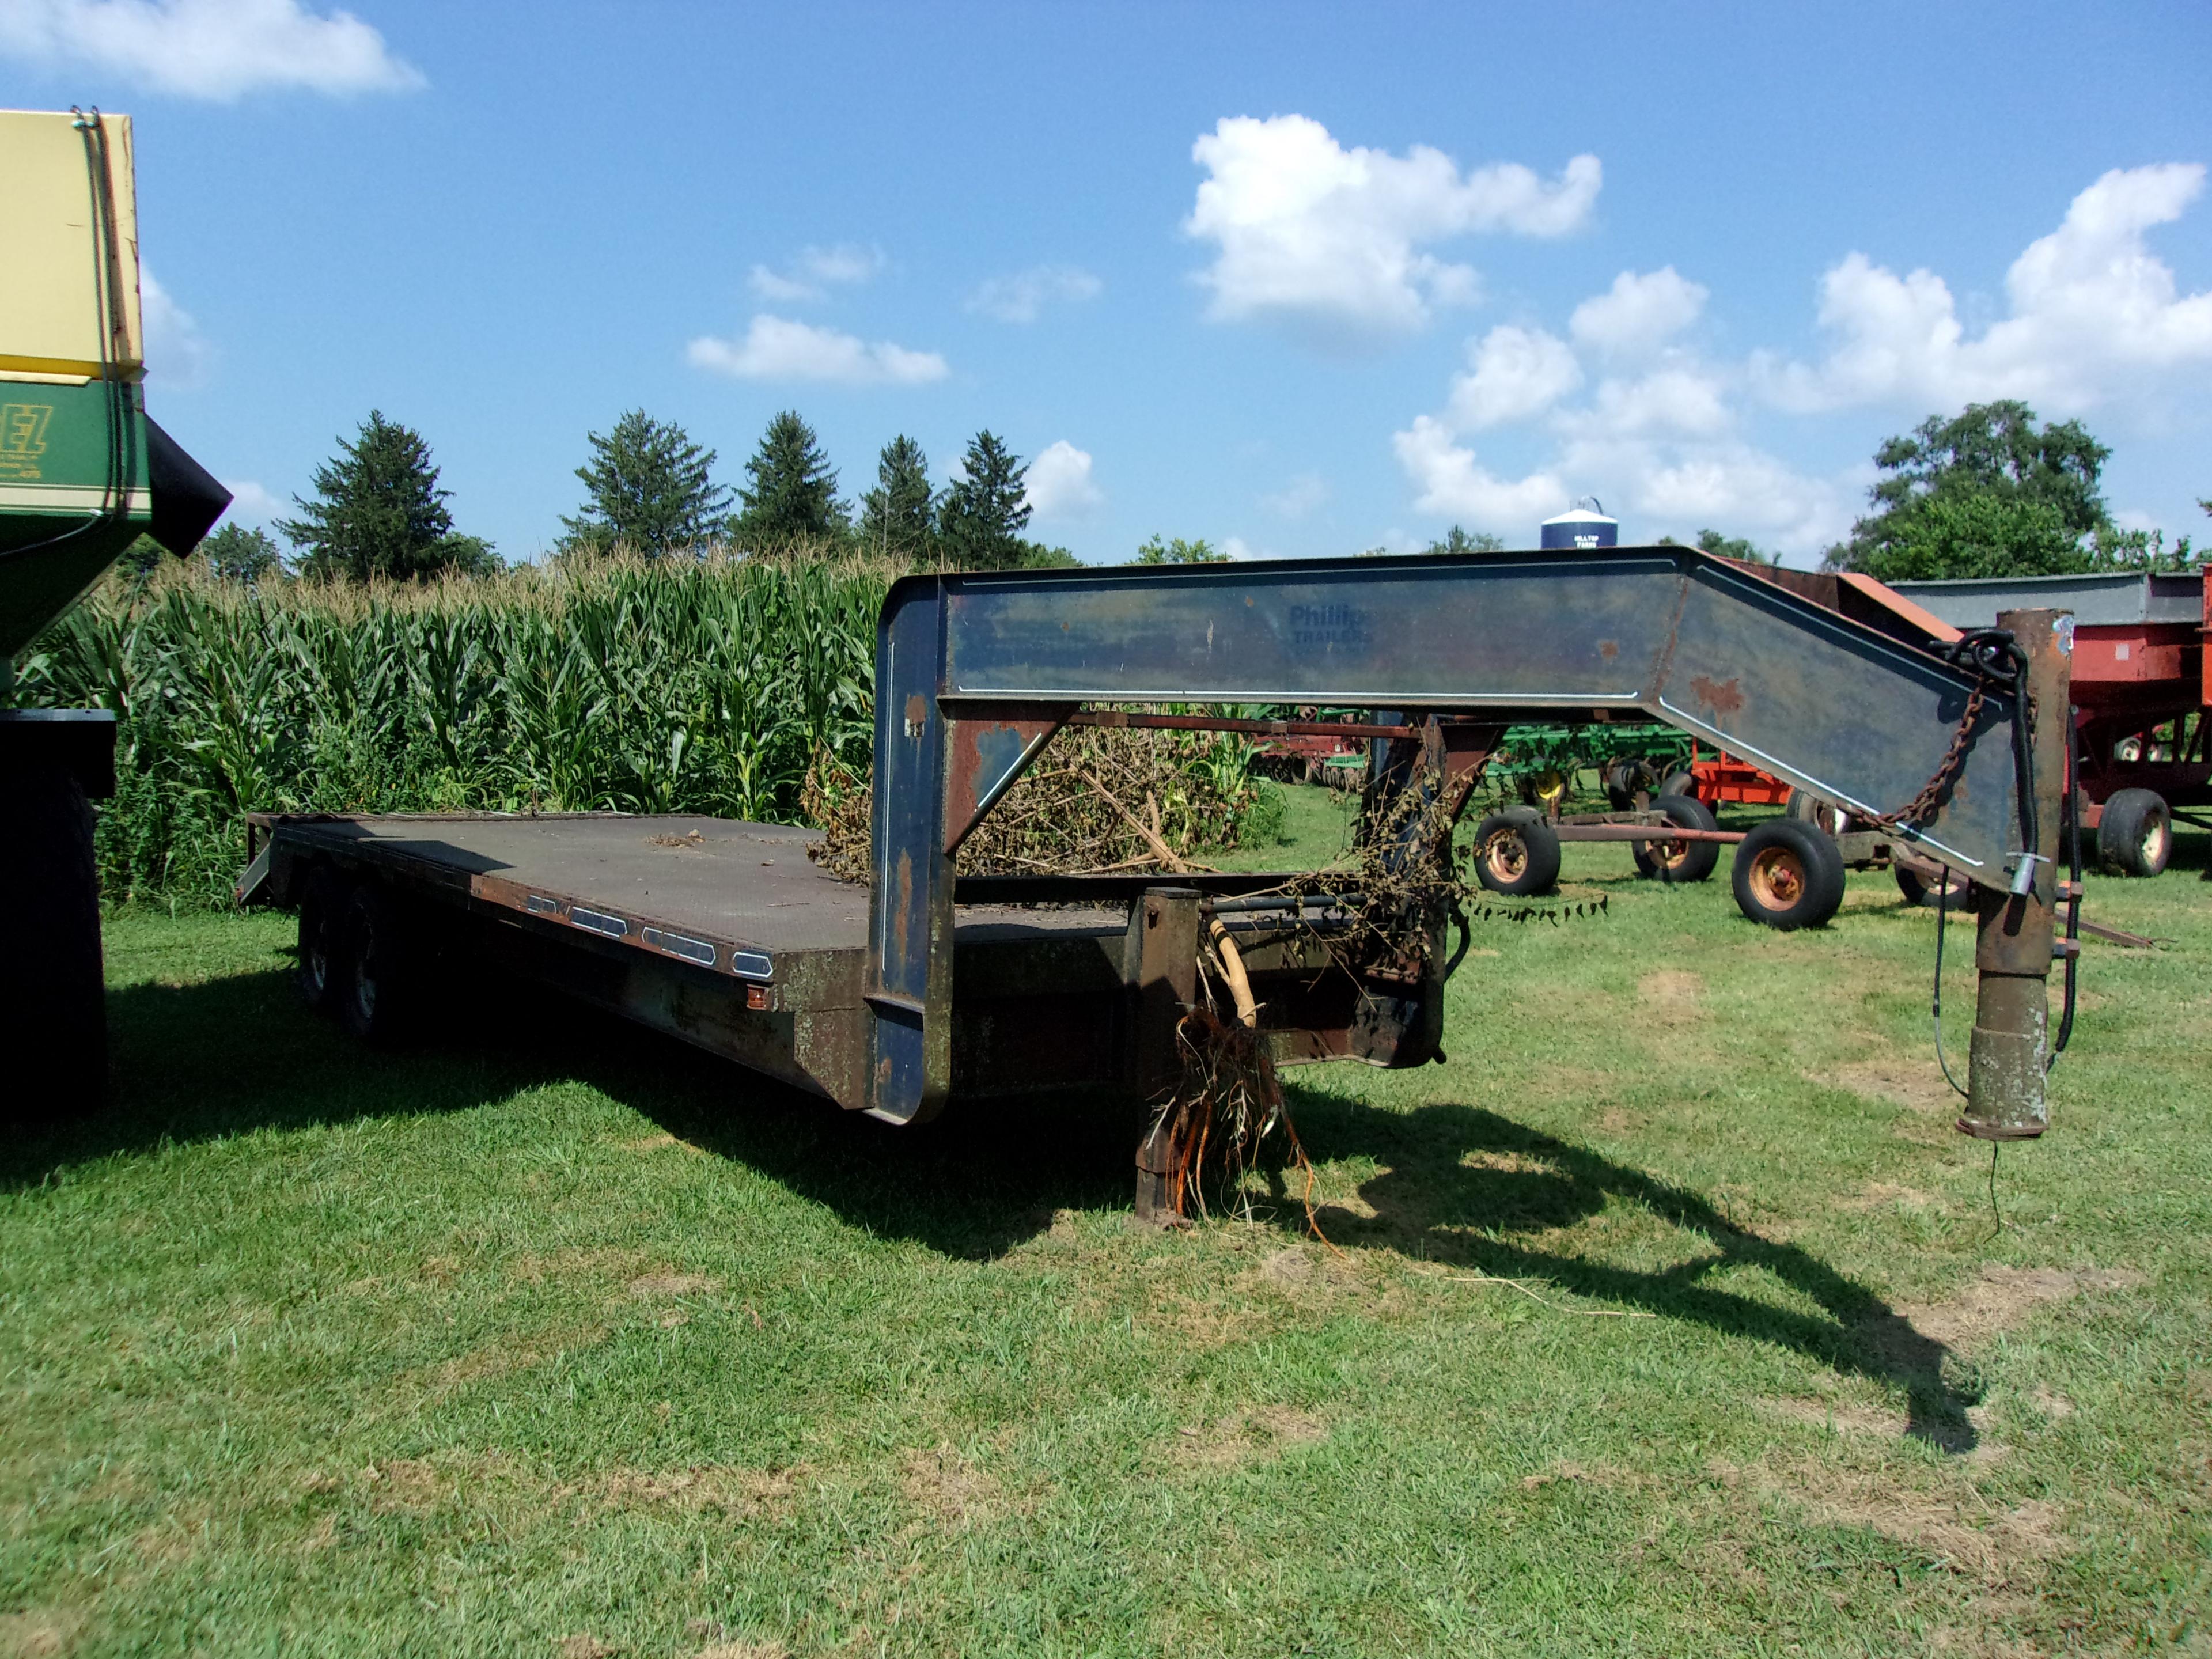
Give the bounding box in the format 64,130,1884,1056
169,397,2202,586
172,408,1081,585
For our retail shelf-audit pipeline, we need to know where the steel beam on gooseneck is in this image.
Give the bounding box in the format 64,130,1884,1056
863,547,2040,1125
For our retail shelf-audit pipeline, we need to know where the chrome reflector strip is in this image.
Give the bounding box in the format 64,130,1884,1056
570,907,628,938
729,949,772,980
642,927,715,967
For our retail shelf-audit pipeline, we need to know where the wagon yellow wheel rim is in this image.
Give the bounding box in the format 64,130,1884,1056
1651,833,1690,870
1482,832,1528,882
1748,845,1805,909
1534,769,1569,806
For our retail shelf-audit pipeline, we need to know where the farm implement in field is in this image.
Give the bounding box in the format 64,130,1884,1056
1455,562,1994,925
1896,570,2209,882
241,547,2077,1214
2,108,229,1097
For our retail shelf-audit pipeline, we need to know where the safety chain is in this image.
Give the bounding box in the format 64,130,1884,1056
1867,681,1988,836
1865,628,2033,839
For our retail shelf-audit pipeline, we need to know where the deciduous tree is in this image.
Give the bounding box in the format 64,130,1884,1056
1829,402,2109,580
1134,535,1228,565
1421,525,1505,555
197,522,285,581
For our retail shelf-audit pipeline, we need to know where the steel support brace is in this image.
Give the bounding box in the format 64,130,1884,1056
862,548,2051,1124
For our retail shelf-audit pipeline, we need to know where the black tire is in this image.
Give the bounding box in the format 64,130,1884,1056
1892,859,1972,908
1601,758,1655,812
2097,787,2171,878
1658,769,1696,802
1785,788,1850,838
1732,818,1847,930
1631,793,1721,884
1,766,106,1111
1470,807,1562,896
297,865,348,1014
338,883,417,1042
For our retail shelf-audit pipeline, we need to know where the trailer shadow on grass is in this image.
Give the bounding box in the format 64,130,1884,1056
2,966,569,1188
1262,1086,1983,1453
17,955,1975,1454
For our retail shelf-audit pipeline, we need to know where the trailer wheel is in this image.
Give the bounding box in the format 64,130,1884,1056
1632,793,1721,884
1659,770,1696,802
1,766,106,1109
1732,819,1847,930
1603,758,1656,812
2097,787,2171,877
1471,808,1562,896
339,883,416,1042
297,866,349,1014
1893,859,1972,908
1785,788,1850,838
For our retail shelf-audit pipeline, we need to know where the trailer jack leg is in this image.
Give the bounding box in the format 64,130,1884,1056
1961,891,2050,1140
1958,608,2069,1143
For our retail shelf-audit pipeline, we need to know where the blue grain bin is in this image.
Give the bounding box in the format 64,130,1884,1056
1540,499,1618,551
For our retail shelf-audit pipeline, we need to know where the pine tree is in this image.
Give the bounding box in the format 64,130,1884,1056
857,435,936,560
732,411,846,551
937,431,1031,571
279,412,488,581
560,410,732,558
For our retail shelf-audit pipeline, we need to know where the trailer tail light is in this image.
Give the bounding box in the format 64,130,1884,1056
746,984,769,1012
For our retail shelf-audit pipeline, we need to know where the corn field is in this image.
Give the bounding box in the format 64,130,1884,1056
12,549,1280,906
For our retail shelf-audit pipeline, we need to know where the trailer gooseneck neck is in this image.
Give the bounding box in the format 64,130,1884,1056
867,545,2069,1135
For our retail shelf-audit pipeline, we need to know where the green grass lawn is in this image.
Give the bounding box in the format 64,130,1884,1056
4,791,2209,1657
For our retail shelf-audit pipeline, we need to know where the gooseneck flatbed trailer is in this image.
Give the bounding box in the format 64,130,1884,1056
243,548,2077,1207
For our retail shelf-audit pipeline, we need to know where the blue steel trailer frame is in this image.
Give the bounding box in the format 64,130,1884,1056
865,545,2054,1128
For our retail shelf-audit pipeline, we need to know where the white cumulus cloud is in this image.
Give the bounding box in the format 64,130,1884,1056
1570,267,1708,356
1184,113,1600,342
1392,415,1569,527
967,265,1103,324
220,479,285,524
1260,472,1328,520
140,267,212,387
1757,162,2212,414
0,0,422,99
1022,440,1103,519
1446,325,1583,430
747,244,884,304
687,315,948,386
1558,367,1733,441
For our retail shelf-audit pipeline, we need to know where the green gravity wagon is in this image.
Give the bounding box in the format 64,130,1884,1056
2,108,229,1094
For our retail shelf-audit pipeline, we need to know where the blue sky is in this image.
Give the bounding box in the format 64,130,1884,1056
5,0,2209,566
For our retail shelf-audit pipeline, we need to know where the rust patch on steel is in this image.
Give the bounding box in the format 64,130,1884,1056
894,853,913,966
1598,638,1620,662
904,693,928,736
1690,673,1745,717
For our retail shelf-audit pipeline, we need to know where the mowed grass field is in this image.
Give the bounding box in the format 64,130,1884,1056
3,789,2208,1658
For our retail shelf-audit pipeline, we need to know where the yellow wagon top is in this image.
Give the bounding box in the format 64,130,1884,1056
0,108,142,383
